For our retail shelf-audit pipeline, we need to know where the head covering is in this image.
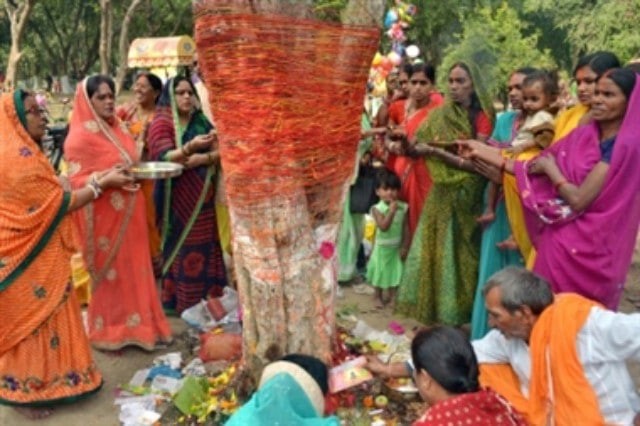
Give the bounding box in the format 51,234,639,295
514,72,640,308
13,89,27,129
225,360,339,426
0,91,74,352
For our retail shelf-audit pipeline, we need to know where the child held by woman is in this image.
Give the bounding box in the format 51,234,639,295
366,169,409,308
478,70,559,250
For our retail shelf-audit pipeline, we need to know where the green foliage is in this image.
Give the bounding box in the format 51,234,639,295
524,0,640,64
439,2,555,101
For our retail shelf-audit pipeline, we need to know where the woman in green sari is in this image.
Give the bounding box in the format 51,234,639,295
396,62,494,325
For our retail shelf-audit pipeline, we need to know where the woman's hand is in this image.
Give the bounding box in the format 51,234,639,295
97,166,134,189
187,131,216,152
528,154,556,175
473,159,502,183
364,355,389,377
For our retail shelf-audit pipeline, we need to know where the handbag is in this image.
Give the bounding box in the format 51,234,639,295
349,164,379,214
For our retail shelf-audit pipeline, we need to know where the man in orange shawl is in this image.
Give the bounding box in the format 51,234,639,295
474,267,640,425
0,90,113,418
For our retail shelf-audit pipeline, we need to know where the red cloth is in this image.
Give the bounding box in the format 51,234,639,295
385,94,444,238
413,389,527,426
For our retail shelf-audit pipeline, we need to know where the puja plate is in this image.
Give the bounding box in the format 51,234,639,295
383,379,420,403
131,162,184,180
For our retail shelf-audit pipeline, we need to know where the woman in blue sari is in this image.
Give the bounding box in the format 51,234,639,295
469,68,535,339
147,76,227,314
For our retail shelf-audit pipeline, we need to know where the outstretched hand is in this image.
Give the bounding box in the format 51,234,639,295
98,165,134,189
528,153,556,175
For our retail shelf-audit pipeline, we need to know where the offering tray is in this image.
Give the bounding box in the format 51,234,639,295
131,162,184,180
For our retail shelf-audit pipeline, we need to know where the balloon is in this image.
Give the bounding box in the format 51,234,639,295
405,45,420,59
384,9,399,28
387,51,402,66
372,52,383,66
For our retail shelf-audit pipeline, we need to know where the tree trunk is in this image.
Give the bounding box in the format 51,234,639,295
114,0,145,94
99,0,113,75
4,0,37,90
194,0,381,380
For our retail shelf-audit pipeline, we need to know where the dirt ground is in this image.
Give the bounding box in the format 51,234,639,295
2,266,640,426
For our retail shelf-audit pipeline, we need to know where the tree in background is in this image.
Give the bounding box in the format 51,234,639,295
439,2,555,104
3,0,37,90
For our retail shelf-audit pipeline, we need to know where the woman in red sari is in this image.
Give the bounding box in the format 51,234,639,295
411,326,526,426
386,62,444,239
64,75,172,351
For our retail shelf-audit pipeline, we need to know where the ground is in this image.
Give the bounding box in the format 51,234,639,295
2,266,639,425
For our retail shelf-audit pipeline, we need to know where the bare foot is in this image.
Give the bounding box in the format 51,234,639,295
14,407,54,420
496,235,519,251
476,211,496,225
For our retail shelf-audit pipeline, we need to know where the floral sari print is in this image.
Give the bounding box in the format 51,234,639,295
0,90,102,405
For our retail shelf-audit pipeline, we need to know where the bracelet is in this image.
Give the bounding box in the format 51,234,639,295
88,174,103,199
500,157,507,174
554,180,569,191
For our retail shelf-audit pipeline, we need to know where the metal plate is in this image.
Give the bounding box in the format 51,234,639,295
131,162,184,180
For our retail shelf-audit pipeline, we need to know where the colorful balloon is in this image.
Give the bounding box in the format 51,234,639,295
387,51,402,66
405,45,420,59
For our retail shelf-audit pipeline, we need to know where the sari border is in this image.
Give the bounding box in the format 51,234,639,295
0,192,71,291
0,380,103,407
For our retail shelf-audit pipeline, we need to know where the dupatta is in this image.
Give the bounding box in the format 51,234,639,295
514,74,640,308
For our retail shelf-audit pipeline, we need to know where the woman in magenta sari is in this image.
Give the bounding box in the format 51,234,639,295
386,62,444,239
147,76,227,314
462,68,639,309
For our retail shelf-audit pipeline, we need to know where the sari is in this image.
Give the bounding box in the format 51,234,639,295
396,67,493,325
513,76,640,309
386,92,444,238
470,111,524,339
64,79,172,351
147,78,227,314
116,104,162,264
0,91,102,405
553,103,590,142
412,389,527,426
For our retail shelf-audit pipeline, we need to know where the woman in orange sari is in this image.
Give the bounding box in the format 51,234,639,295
386,62,444,239
0,90,130,418
64,75,173,351
116,72,163,274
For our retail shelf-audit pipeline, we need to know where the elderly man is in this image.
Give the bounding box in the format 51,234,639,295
367,266,640,425
474,266,640,425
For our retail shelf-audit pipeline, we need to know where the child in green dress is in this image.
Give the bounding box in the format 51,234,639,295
366,170,409,308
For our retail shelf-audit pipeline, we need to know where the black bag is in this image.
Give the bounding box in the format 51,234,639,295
349,165,379,214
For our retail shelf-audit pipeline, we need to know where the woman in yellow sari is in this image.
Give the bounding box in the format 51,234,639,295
0,90,131,418
502,51,620,266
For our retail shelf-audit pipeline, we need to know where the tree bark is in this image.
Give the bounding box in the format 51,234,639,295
99,0,113,75
4,0,37,90
114,0,145,94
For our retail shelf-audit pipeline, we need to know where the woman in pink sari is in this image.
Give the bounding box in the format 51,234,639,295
462,68,639,309
386,62,444,238
64,75,173,350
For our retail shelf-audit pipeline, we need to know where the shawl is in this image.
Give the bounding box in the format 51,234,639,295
528,294,604,425
413,389,527,426
0,91,74,353
226,362,339,426
514,74,640,308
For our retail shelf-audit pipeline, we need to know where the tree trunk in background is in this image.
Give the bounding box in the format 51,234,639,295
99,0,113,75
4,0,37,90
114,0,145,94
